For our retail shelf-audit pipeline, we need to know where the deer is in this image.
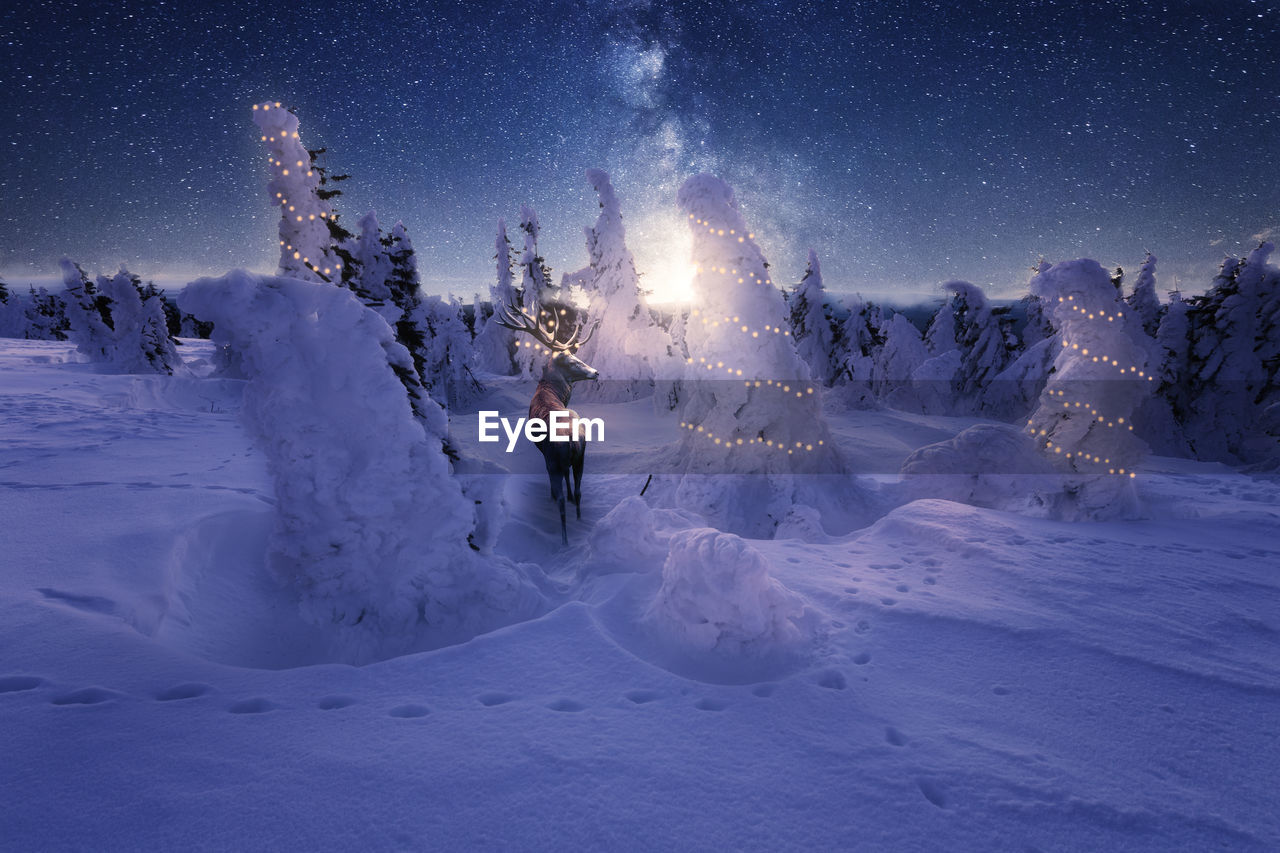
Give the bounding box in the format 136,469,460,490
495,301,600,545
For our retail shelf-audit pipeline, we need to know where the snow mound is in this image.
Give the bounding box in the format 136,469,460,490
585,496,701,573
900,423,1061,514
179,270,542,661
649,528,809,653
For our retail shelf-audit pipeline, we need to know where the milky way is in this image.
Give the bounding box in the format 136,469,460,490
3,0,1277,301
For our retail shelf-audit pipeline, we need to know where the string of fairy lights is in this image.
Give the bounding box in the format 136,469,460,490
1026,293,1146,479
253,102,338,283
678,217,826,453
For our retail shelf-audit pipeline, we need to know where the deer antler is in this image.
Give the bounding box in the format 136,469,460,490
495,301,597,352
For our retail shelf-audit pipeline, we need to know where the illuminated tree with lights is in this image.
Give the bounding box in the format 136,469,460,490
1026,258,1155,518
789,250,838,386
672,174,844,537
251,101,342,283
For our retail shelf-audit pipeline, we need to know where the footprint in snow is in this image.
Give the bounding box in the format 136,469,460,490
318,695,357,710
624,690,661,704
917,778,948,809
992,686,1010,696
477,692,515,707
895,584,909,593
695,698,728,711
388,704,430,718
155,683,212,702
0,675,44,694
816,670,847,690
227,698,279,714
880,597,898,606
547,699,586,712
853,653,871,665
51,687,122,706
885,727,907,746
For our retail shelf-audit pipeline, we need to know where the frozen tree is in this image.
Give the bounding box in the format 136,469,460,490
924,297,957,356
789,250,838,385
944,280,1009,404
251,101,342,283
1026,258,1155,519
23,287,68,340
59,259,114,361
513,205,553,379
1135,290,1194,456
178,270,540,660
0,279,22,338
411,295,483,410
1181,244,1274,461
473,219,518,375
95,268,184,375
573,168,674,402
874,312,929,408
349,210,395,317
1126,252,1162,338
836,296,880,406
668,174,853,538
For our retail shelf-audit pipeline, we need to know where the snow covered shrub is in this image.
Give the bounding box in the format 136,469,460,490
585,495,703,574
669,174,854,537
899,423,1060,514
649,528,808,654
179,271,541,658
1026,258,1155,519
573,168,676,402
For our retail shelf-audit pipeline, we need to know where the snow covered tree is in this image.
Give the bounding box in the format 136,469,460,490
513,205,553,379
472,219,518,375
95,268,184,375
836,296,881,406
1179,244,1274,461
59,258,114,361
1126,252,1162,339
251,101,342,283
874,312,929,407
23,287,68,340
410,295,483,410
789,250,839,385
573,168,674,402
177,270,540,660
945,280,1009,404
348,210,395,316
668,174,851,538
1026,258,1155,519
0,279,22,338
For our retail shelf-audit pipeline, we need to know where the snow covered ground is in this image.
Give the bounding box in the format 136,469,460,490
2,338,1278,851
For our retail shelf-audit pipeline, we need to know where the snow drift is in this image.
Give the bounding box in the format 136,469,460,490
179,271,542,660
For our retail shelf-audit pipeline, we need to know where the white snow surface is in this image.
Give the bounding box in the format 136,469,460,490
2,336,1278,850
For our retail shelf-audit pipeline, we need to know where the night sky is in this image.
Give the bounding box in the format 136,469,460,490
3,0,1278,302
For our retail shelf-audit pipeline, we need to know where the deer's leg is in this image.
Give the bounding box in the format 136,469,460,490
572,443,585,519
544,451,568,546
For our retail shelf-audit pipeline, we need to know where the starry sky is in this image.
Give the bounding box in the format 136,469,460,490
3,0,1278,302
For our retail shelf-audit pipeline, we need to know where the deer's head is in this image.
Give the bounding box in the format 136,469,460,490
495,302,600,385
